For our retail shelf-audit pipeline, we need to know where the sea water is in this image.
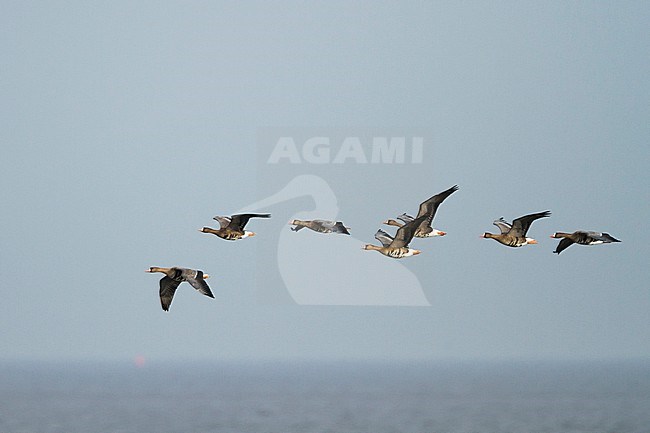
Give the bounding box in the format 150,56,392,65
1,360,648,433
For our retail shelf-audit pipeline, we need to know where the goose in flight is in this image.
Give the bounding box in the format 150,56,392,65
551,230,621,254
199,213,270,240
481,211,551,247
145,267,214,311
384,185,458,237
289,219,350,235
364,215,427,258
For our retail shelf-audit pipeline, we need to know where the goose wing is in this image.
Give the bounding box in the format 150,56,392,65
159,276,182,311
492,218,512,234
553,238,574,255
584,231,621,243
374,229,394,247
416,185,459,225
183,269,215,299
510,211,551,237
229,213,271,231
332,221,350,235
391,215,428,248
312,219,336,229
213,216,232,229
313,220,350,234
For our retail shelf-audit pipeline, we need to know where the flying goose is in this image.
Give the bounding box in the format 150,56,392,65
481,211,551,247
289,219,350,235
384,185,459,237
364,215,428,258
145,267,214,311
551,231,621,254
199,213,270,240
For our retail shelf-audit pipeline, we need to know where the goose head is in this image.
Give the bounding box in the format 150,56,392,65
383,219,403,227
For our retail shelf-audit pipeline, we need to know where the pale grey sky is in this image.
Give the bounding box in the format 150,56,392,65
1,1,649,363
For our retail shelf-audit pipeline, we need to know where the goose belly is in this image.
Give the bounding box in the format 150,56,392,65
503,238,526,247
386,248,415,258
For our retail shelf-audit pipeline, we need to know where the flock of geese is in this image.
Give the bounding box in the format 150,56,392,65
147,184,621,311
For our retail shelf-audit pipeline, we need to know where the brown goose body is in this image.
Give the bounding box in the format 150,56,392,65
551,231,621,254
145,266,214,311
384,185,458,237
290,219,350,235
481,211,551,247
200,213,270,241
364,215,427,258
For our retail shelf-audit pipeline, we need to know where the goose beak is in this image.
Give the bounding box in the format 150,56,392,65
203,274,210,279
145,269,153,272
528,239,538,244
439,231,447,236
412,250,421,255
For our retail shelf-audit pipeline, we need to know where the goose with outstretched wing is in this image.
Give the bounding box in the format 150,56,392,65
289,219,350,235
200,213,271,240
364,215,428,258
551,230,621,254
146,266,214,311
384,185,458,237
481,211,551,247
